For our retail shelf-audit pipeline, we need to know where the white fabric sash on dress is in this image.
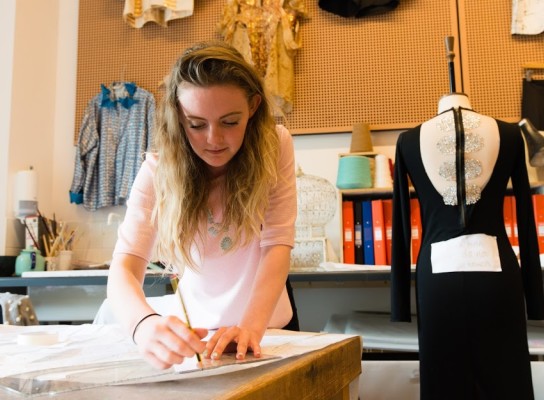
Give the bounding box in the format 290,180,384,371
431,234,501,273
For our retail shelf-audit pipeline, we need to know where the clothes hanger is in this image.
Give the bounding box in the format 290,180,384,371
111,65,127,90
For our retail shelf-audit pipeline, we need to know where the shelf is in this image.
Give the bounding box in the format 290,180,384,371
324,311,544,355
339,187,395,196
290,270,408,283
0,273,171,288
339,181,544,197
339,186,415,199
1,270,411,288
338,151,378,158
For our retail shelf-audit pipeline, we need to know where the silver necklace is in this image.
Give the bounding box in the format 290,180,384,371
206,209,233,251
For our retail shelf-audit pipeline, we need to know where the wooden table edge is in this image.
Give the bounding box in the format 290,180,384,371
217,335,363,400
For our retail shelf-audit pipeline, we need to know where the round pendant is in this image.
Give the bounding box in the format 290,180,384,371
220,236,233,251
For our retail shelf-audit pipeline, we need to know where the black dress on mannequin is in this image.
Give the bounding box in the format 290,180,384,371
391,101,544,399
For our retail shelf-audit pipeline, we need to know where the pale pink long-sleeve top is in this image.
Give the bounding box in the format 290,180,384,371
113,125,297,329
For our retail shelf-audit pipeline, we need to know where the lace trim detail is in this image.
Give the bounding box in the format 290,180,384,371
436,132,483,154
436,112,481,132
436,110,483,206
438,159,482,181
440,184,481,206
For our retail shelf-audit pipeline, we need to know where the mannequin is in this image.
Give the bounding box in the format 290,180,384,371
420,93,499,214
391,92,544,399
435,92,472,111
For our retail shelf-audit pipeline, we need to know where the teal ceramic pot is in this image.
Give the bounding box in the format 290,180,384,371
15,248,45,276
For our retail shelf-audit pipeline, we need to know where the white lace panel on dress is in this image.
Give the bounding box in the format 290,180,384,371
436,111,483,206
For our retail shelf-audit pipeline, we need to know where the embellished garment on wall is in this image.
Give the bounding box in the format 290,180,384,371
218,0,308,115
123,0,194,28
512,0,544,34
69,82,155,211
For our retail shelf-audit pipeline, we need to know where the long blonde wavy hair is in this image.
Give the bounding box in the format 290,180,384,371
153,41,281,270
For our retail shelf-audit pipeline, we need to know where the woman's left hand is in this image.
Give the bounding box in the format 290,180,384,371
204,326,262,360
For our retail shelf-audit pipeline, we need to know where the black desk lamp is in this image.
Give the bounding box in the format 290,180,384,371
519,118,544,167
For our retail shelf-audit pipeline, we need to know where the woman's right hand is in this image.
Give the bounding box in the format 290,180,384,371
133,314,208,369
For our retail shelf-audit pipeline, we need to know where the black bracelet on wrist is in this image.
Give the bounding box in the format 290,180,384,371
132,312,161,344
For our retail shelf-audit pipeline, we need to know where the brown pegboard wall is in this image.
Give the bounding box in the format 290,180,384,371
75,0,225,144
458,0,544,122
75,0,459,139
291,0,459,133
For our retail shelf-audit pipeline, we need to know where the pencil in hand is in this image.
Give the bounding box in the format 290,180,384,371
175,281,202,364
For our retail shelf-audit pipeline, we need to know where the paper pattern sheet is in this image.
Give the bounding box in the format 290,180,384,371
0,324,356,397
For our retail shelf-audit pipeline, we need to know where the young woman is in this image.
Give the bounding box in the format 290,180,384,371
106,41,298,370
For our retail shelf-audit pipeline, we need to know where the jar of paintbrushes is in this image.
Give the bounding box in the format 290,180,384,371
23,211,77,271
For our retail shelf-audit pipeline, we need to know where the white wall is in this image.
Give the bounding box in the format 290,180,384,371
0,0,16,253
3,0,59,255
2,1,131,261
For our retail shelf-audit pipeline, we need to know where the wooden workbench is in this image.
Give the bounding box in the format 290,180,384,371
91,337,360,400
0,329,362,400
